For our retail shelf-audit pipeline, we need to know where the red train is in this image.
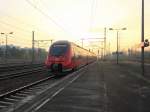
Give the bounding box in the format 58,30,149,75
45,40,96,72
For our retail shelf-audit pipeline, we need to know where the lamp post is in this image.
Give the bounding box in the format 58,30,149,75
1,32,13,63
109,28,126,64
141,0,144,76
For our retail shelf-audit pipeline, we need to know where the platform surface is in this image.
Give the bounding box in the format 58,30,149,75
36,61,150,112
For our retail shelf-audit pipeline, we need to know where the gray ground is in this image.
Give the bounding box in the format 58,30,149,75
34,61,150,112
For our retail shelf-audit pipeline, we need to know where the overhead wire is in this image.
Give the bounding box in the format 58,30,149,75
25,0,71,34
0,13,54,41
0,23,32,42
38,0,74,32
0,29,32,47
0,20,31,34
0,18,43,44
1,35,32,45
0,11,34,29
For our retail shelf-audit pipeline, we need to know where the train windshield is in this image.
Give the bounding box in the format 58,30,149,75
50,44,68,56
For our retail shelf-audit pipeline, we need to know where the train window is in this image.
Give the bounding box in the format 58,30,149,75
49,44,68,56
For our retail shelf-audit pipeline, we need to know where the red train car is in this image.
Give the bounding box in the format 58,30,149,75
45,40,96,72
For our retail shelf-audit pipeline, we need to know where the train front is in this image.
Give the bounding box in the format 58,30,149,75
45,41,71,72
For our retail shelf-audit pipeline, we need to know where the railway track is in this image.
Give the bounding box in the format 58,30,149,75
0,63,44,74
0,71,55,112
0,71,70,112
0,75,55,98
0,66,44,80
0,63,90,112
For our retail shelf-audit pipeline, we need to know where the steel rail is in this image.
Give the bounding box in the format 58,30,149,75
0,67,44,80
0,75,55,98
0,63,44,73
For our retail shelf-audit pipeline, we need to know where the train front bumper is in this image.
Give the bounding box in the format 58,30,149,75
45,61,73,71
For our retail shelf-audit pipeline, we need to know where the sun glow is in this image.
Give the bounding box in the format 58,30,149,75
0,0,150,52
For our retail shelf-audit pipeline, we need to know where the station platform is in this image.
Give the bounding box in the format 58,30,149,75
36,62,106,112
36,61,150,112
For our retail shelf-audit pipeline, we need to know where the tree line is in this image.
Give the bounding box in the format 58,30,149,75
0,45,48,61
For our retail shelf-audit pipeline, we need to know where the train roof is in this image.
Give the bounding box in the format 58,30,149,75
52,40,95,55
71,42,95,55
52,40,70,45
